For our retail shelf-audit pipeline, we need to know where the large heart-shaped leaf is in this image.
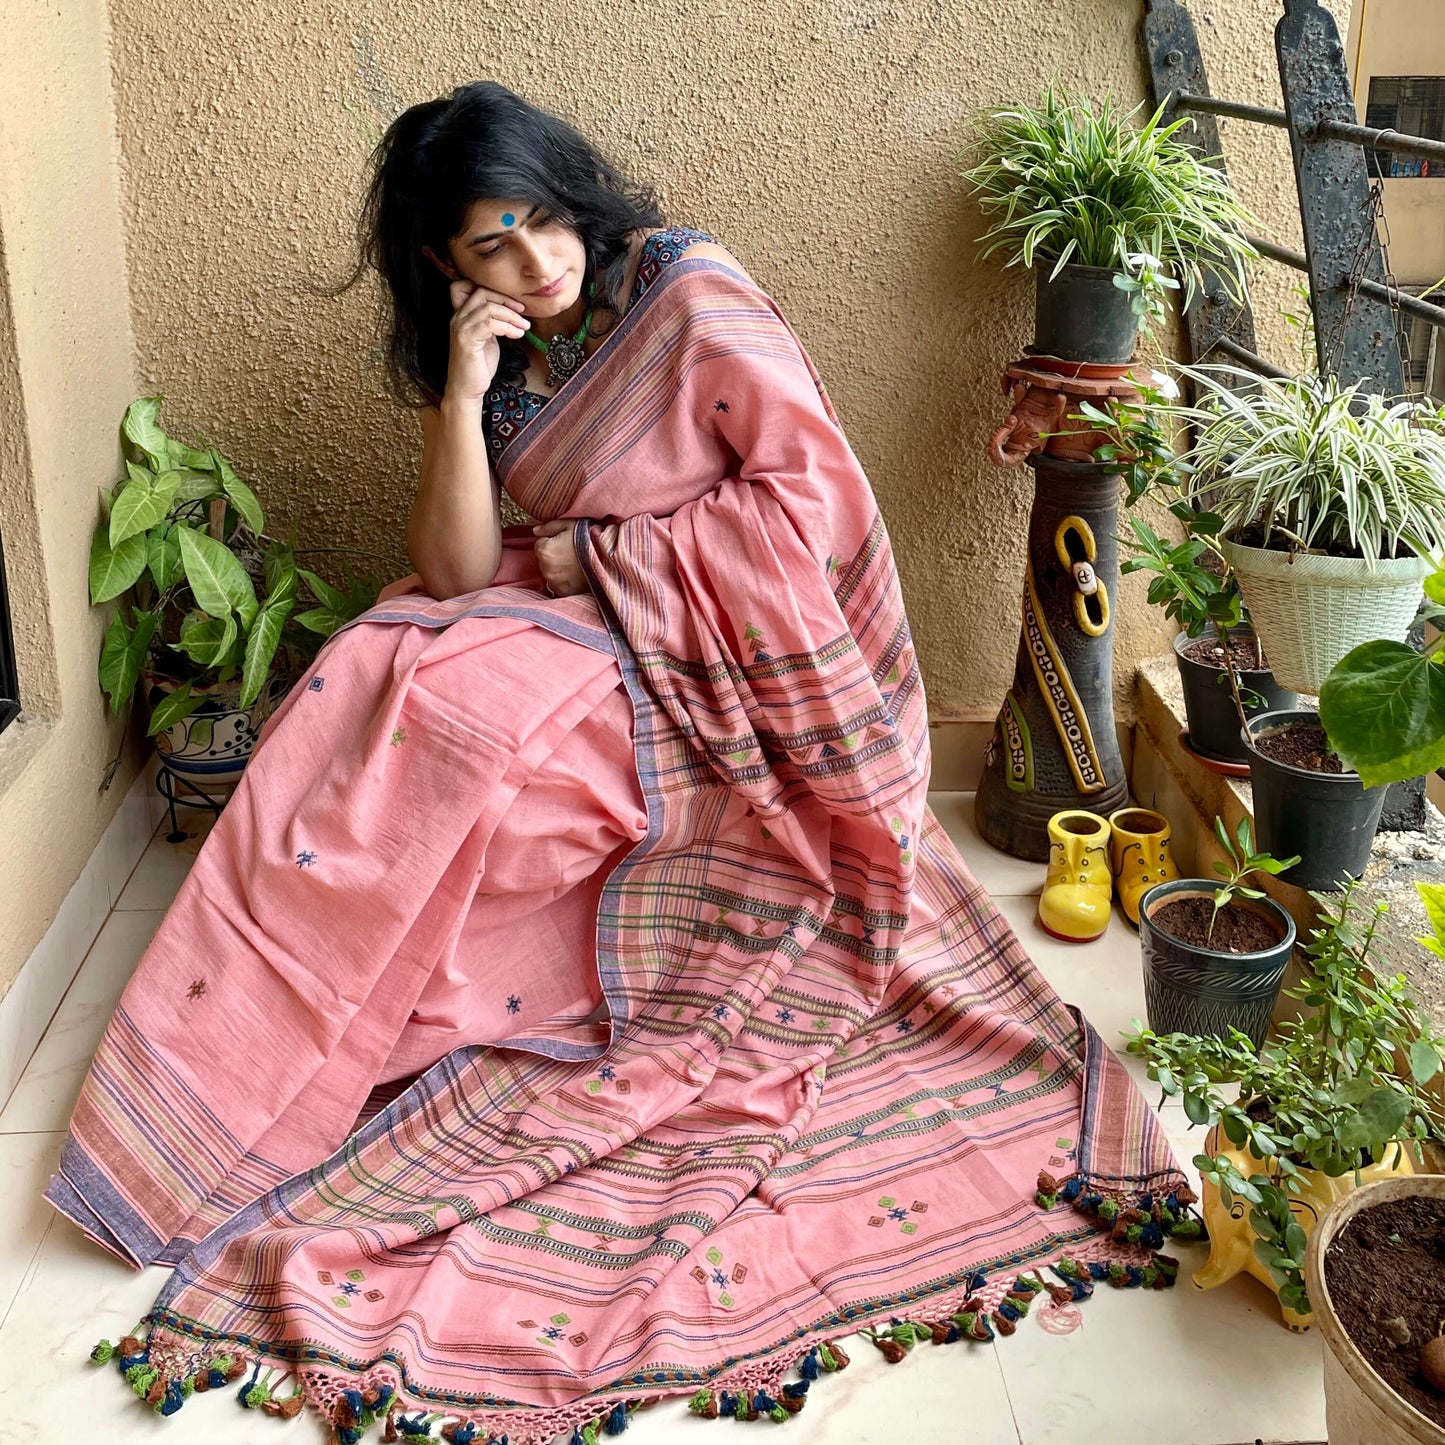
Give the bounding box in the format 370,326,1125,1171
89,527,148,605
1320,638,1445,788
146,682,206,738
239,597,293,709
109,470,181,547
121,396,168,470
146,525,183,593
176,612,238,667
177,526,257,620
298,567,346,613
213,456,264,537
99,607,160,713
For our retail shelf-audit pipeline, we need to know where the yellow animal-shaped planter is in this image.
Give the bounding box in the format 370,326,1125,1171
1194,1121,1415,1331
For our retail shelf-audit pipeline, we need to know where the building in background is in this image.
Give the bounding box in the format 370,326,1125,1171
1348,0,1445,396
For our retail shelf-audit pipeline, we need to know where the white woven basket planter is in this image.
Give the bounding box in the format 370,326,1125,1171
1220,539,1432,694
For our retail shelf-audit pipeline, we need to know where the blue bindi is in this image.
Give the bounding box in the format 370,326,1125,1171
501,213,515,227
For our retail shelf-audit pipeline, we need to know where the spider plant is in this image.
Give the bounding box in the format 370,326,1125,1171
1172,366,1445,561
962,87,1258,322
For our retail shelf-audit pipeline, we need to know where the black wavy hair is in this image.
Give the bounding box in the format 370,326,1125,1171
337,81,666,407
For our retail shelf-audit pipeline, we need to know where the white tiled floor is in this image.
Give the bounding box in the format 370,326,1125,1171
0,792,1327,1444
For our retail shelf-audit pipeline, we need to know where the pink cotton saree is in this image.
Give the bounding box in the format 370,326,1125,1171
47,256,1194,1443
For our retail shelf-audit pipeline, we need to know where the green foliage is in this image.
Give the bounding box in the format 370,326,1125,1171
92,397,390,732
1125,883,1445,1316
1173,366,1445,560
1072,377,1184,509
1120,511,1240,638
1318,563,1445,787
1208,815,1298,941
961,87,1258,328
1421,882,1445,965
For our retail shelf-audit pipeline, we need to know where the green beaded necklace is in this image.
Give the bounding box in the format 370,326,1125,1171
523,279,597,388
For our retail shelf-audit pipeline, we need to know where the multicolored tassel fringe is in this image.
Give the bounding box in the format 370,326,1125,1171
1035,1170,1204,1246
88,1201,1189,1443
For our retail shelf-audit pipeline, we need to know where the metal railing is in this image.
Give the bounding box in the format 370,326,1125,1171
1144,0,1445,395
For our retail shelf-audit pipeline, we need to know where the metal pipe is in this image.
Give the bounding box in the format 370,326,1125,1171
1243,233,1308,271
1317,119,1445,164
1242,233,1445,326
1209,335,1294,379
1174,93,1288,128
1357,278,1445,328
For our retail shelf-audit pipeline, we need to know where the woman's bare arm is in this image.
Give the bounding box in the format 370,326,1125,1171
407,399,503,599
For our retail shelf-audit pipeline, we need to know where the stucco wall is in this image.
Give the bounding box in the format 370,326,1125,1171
0,0,141,991
104,0,1342,728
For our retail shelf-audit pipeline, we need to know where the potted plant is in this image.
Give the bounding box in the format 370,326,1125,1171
1168,367,1445,695
1137,814,1298,1047
962,87,1257,365
1304,891,1445,1442
1128,881,1445,1331
1319,559,1445,788
1242,708,1391,891
92,397,394,786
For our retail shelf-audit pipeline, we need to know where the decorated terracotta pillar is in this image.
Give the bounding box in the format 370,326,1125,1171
975,442,1129,861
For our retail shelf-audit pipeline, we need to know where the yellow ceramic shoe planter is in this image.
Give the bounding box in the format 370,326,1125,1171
1193,1120,1415,1331
1108,806,1180,926
1038,811,1112,942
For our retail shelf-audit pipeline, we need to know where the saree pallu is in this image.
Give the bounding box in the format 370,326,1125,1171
46,257,1194,1444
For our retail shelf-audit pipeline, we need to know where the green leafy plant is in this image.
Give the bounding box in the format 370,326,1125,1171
1172,365,1445,560
1207,815,1298,941
1318,561,1445,786
92,397,397,737
1422,882,1445,965
961,87,1258,330
1126,882,1445,1318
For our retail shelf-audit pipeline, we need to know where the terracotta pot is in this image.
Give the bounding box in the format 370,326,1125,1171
1305,1175,1445,1444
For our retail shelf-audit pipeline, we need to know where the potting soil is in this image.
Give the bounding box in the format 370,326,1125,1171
1251,722,1345,774
1325,1194,1445,1429
1151,896,1282,953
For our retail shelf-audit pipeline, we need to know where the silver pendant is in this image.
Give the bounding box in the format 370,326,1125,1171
544,334,586,388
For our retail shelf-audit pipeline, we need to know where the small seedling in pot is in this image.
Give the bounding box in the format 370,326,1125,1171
1210,816,1299,946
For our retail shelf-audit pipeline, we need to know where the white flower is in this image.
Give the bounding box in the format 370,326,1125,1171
1149,369,1181,400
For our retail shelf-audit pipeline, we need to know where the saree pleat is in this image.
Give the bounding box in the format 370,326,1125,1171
45,257,1192,1444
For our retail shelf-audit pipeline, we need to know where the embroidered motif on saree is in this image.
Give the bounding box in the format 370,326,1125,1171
48,257,1195,1444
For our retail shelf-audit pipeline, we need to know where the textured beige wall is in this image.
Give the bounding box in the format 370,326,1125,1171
0,0,141,992
105,0,1344,730
1347,0,1445,284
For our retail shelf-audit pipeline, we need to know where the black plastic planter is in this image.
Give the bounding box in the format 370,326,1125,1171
1138,879,1296,1048
1173,630,1298,764
1032,264,1141,364
1243,710,1389,891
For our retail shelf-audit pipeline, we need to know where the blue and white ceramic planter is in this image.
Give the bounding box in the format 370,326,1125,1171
1138,878,1296,1048
144,668,292,787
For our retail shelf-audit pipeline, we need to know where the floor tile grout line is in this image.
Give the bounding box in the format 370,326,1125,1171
107,811,168,913
5,809,167,1118
0,1214,55,1337
987,1340,1027,1445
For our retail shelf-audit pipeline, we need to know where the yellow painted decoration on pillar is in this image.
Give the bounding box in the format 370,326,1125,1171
1022,564,1104,793
1054,514,1111,638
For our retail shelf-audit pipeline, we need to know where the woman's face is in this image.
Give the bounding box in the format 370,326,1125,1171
436,197,588,318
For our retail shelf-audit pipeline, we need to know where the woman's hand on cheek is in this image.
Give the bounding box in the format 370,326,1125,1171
532,519,591,597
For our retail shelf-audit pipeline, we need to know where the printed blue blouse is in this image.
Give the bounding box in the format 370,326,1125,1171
483,226,718,466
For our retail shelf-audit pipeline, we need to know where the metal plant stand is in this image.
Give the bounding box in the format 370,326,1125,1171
975,455,1129,860
155,760,229,844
